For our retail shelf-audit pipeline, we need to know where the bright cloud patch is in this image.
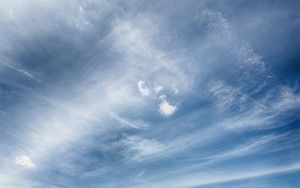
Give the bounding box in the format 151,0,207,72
118,136,165,161
159,100,177,117
137,80,150,97
154,85,163,93
15,155,36,169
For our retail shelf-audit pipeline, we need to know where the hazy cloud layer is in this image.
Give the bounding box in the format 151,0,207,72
0,0,299,188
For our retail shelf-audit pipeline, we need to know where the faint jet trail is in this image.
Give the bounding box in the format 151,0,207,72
0,62,41,83
0,111,7,116
236,89,268,110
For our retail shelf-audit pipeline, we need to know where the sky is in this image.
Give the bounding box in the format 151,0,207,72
0,0,300,187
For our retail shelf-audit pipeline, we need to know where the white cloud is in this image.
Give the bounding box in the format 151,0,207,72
158,95,166,100
140,162,300,188
118,136,165,161
159,100,177,117
111,19,190,93
138,81,150,97
15,155,35,169
201,10,266,69
208,81,300,129
0,60,40,83
110,112,148,129
196,134,286,166
154,85,163,94
0,2,297,187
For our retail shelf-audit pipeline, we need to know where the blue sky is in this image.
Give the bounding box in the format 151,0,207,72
0,0,300,187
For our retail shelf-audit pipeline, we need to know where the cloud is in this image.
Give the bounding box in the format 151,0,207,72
110,112,148,129
15,155,35,169
0,110,6,116
0,62,40,82
200,10,267,80
111,18,190,93
138,81,150,97
117,136,165,162
159,100,177,117
208,81,300,129
154,85,163,94
192,133,288,166
0,1,298,187
137,162,300,188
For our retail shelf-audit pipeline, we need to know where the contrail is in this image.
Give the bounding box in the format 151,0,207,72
0,62,41,83
0,110,7,116
235,89,268,110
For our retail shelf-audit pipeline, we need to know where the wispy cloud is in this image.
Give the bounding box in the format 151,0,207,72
0,1,299,187
117,136,165,162
137,162,300,188
0,62,40,82
209,81,300,129
200,10,267,80
110,112,148,129
191,133,291,166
